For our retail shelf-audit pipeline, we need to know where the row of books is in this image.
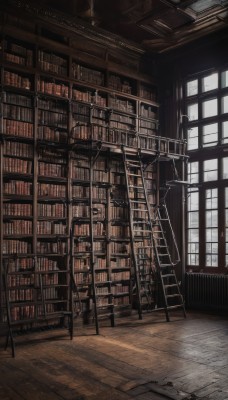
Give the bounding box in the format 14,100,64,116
38,162,66,178
38,183,66,198
112,285,130,295
110,258,130,268
9,303,57,322
141,105,157,119
75,273,91,285
38,203,65,218
4,220,32,235
110,225,130,237
4,158,33,174
38,126,68,142
4,180,32,196
37,221,66,235
72,63,105,86
38,110,68,128
3,203,33,217
4,104,33,122
4,70,31,90
4,141,33,158
111,271,130,281
3,92,32,107
4,39,33,57
3,240,32,254
109,75,132,94
109,97,135,113
37,79,69,98
3,119,34,137
72,186,107,199
38,51,67,76
7,274,34,287
72,88,107,108
36,241,67,254
113,296,130,305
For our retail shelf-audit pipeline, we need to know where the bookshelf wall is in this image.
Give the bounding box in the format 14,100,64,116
0,7,185,328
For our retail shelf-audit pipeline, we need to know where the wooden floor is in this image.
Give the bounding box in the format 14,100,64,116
0,310,228,400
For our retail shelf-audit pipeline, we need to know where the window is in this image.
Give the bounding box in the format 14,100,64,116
185,68,228,272
226,188,228,266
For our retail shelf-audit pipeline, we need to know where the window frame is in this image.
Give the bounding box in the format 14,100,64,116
184,67,228,273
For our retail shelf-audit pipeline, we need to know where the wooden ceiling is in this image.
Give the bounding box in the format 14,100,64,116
26,0,228,53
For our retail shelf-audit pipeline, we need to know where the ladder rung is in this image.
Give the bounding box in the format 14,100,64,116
126,159,141,164
129,186,144,190
134,229,152,233
132,209,148,212
167,304,184,310
166,294,181,298
162,274,175,278
164,284,178,288
130,200,146,203
158,253,169,256
128,173,141,177
160,264,172,267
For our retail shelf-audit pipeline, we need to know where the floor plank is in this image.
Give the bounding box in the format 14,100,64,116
0,311,228,399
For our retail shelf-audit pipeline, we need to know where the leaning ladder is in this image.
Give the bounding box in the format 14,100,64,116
123,148,186,321
152,193,186,321
123,148,155,319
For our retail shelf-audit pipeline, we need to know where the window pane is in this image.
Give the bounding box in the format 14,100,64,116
206,210,218,227
187,127,198,150
188,161,199,184
202,123,218,147
187,79,198,96
221,70,228,88
206,189,218,209
222,96,228,114
222,121,228,144
205,188,218,267
188,191,199,211
202,73,218,92
203,159,218,181
188,103,198,121
222,158,228,179
206,228,218,242
188,212,199,228
188,229,199,242
202,99,218,118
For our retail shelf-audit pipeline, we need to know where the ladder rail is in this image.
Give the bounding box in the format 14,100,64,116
158,198,180,266
122,147,143,320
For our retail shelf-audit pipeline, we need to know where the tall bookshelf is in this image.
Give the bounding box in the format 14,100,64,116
0,4,186,331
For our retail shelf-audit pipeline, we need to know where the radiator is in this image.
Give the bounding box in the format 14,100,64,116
185,273,228,311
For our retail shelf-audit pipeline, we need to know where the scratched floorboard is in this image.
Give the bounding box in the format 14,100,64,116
0,311,228,400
